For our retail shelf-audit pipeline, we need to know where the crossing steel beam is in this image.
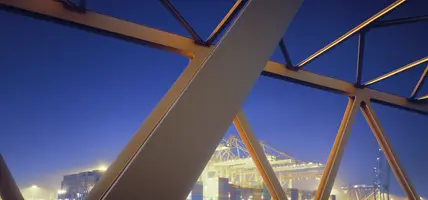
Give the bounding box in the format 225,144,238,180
1,1,427,200
361,101,420,200
82,0,299,199
314,96,361,200
234,110,287,200
315,95,420,200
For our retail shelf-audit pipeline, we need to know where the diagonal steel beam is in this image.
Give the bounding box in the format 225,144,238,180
295,0,406,69
0,154,24,200
416,94,428,101
360,101,420,200
364,56,428,86
206,0,245,45
233,110,287,200
410,65,428,99
85,0,301,199
314,96,361,200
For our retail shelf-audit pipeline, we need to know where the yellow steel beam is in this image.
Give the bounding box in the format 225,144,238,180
234,110,287,200
0,0,200,58
84,0,301,199
206,0,243,44
295,0,406,68
417,94,428,100
263,61,428,115
364,56,428,86
410,65,428,99
361,101,420,200
314,97,361,200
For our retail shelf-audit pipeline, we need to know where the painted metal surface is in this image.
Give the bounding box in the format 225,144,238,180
1,0,427,115
85,0,301,199
0,0,426,199
234,110,288,200
314,97,361,200
364,56,428,86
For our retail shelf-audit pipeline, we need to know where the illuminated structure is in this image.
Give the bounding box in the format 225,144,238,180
58,170,104,200
0,0,427,200
203,135,324,190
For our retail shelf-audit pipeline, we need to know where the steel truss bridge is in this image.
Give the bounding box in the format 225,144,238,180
203,135,324,189
1,0,427,200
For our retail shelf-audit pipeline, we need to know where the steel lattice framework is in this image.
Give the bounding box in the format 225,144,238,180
1,0,427,199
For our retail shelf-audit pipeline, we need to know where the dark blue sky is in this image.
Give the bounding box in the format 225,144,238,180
1,0,427,197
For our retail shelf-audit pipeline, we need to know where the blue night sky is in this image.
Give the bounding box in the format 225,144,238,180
1,0,427,197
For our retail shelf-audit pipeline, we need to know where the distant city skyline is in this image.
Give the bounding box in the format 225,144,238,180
1,0,428,198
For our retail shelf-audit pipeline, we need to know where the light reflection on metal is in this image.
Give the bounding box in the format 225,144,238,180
314,97,361,200
296,0,406,69
1,0,427,199
410,66,428,99
234,110,288,200
86,0,302,199
2,0,426,114
262,61,428,115
364,56,428,86
206,0,245,45
417,94,428,100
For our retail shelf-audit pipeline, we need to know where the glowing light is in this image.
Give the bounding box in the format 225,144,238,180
98,165,108,172
31,185,38,189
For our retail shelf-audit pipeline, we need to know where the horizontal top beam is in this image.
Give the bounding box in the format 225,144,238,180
263,61,428,115
0,0,202,58
1,0,428,115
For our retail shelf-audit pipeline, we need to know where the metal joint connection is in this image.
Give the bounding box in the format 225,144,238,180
55,0,86,13
205,0,247,45
160,0,206,45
